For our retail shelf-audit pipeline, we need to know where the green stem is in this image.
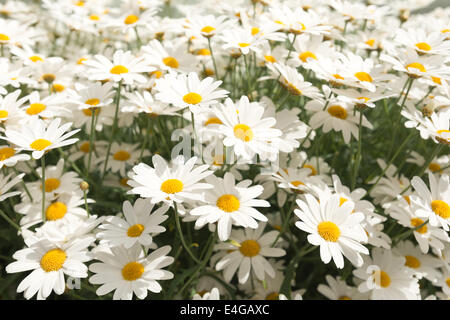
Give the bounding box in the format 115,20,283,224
0,208,20,230
41,155,46,223
173,202,201,264
207,37,219,79
86,110,97,178
351,111,364,189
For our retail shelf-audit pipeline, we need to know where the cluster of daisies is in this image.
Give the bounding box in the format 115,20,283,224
0,0,449,301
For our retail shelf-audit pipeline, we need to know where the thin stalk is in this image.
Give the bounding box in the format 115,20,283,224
207,37,219,79
173,202,201,264
351,111,364,189
0,208,20,230
41,155,46,222
86,110,97,178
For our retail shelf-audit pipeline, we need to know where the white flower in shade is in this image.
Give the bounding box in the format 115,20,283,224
22,91,71,120
435,268,450,296
353,248,421,300
264,63,323,100
190,172,269,241
121,90,179,116
142,39,197,73
5,237,94,300
97,199,168,249
413,109,450,145
71,81,115,111
393,240,442,283
0,144,30,169
395,29,450,56
220,27,266,55
212,96,282,160
127,155,213,205
317,275,367,300
0,89,27,126
251,269,303,300
193,287,220,300
411,173,450,231
294,193,369,269
16,193,92,229
83,50,155,84
214,223,286,284
89,244,174,300
26,158,82,200
0,172,24,202
182,14,230,39
102,142,145,176
154,72,228,113
306,98,373,144
384,195,449,255
1,117,80,159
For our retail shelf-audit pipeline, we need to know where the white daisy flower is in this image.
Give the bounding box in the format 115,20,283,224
101,142,145,176
317,275,367,300
193,287,220,300
353,248,421,300
83,50,155,84
294,193,369,269
5,236,94,300
211,96,282,160
154,72,228,113
0,171,24,202
121,90,179,116
89,244,174,300
214,223,286,284
22,91,71,120
395,29,450,56
97,198,168,249
1,117,80,159
0,143,30,168
71,81,115,111
127,155,213,205
190,172,269,241
411,173,450,231
0,89,27,126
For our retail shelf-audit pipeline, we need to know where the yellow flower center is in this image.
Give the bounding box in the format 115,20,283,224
160,179,183,194
251,27,260,35
124,14,139,25
429,163,441,172
216,194,240,212
40,249,67,272
431,200,450,219
373,270,391,288
46,202,68,221
410,218,428,234
120,177,129,186
290,180,304,187
339,197,348,206
431,76,442,85
358,97,370,103
85,98,100,106
404,255,421,269
30,139,52,151
113,150,131,161
44,178,61,192
127,224,145,237
0,147,15,161
110,65,129,74
354,72,373,82
89,14,100,21
333,74,344,80
29,55,43,62
201,26,216,34
42,73,56,83
162,56,179,69
365,39,375,46
205,117,222,126
415,42,431,52
299,51,317,63
265,292,279,300
52,84,65,92
26,103,46,115
183,92,202,105
196,48,211,56
339,296,352,300
212,154,225,166
303,164,317,176
121,261,145,281
317,221,340,242
233,124,253,142
403,195,411,205
406,62,426,73
285,82,302,95
264,55,276,63
238,42,250,48
0,33,10,41
82,108,101,117
239,240,260,257
327,105,348,119
77,57,87,65
446,278,450,287
0,110,8,118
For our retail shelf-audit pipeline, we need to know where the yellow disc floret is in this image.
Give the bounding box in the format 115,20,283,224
239,240,260,257
233,124,253,142
121,261,145,281
40,249,67,272
30,139,52,151
431,200,450,219
216,194,240,212
317,221,341,242
183,92,202,105
160,179,183,194
127,224,145,237
46,202,68,221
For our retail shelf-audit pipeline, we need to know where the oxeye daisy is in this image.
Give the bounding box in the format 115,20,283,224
83,50,155,84
0,172,24,202
294,193,369,269
71,81,115,111
410,173,450,231
268,167,313,195
305,98,373,144
190,172,269,241
101,142,145,176
220,27,265,55
1,117,80,159
22,91,71,121
127,155,213,205
121,90,179,116
353,248,420,300
415,109,450,145
317,275,367,300
193,287,220,300
395,29,450,56
0,89,27,126
5,237,94,300
214,223,286,284
0,143,30,168
89,244,174,300
183,14,230,39
211,96,282,160
154,72,228,113
97,199,168,249
288,34,333,68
